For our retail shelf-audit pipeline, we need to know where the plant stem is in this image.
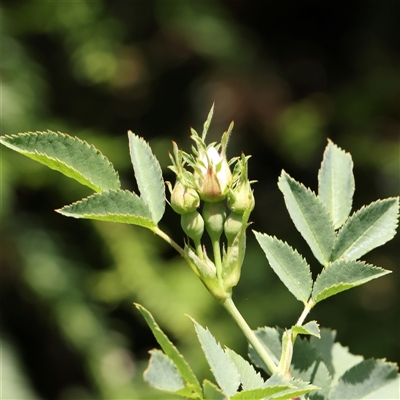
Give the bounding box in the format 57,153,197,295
296,300,314,327
212,238,222,280
152,227,185,257
221,296,278,375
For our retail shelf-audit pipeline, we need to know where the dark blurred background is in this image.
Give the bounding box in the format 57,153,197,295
1,1,399,399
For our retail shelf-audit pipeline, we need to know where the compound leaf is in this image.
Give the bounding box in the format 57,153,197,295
318,140,354,229
278,170,335,266
331,198,399,262
192,319,240,396
312,260,390,304
56,190,157,229
0,131,120,192
253,232,312,304
128,132,165,223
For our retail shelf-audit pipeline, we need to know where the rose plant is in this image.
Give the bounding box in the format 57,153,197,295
1,105,399,399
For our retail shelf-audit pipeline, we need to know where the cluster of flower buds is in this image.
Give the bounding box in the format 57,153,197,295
167,105,255,299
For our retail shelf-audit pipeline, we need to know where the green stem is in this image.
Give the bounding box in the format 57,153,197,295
296,299,314,327
212,238,222,280
152,227,185,257
221,296,278,375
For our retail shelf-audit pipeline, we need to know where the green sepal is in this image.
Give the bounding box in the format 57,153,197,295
184,246,227,300
221,206,251,292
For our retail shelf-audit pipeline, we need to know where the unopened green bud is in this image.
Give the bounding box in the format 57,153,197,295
224,212,243,246
227,182,255,215
181,211,204,243
202,201,226,242
170,180,200,214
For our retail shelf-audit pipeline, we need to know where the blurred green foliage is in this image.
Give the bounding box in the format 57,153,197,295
1,1,399,398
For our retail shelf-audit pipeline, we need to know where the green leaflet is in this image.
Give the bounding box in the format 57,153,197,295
278,171,335,266
128,132,165,224
253,232,313,304
0,131,120,193
203,380,227,400
224,348,265,390
144,350,185,392
192,319,240,396
318,140,355,230
135,304,202,397
56,190,156,229
265,375,319,400
230,385,292,400
312,260,390,304
331,197,399,262
330,359,399,399
292,321,320,338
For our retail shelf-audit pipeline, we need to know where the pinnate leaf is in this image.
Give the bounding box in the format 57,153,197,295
330,359,399,399
135,304,201,396
253,232,312,304
312,260,390,304
57,190,157,229
192,319,240,396
318,140,354,229
278,170,335,266
0,131,120,192
331,198,399,262
128,132,165,223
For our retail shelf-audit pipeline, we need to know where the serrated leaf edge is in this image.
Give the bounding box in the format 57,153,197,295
278,170,335,265
56,190,156,226
253,231,313,304
331,197,400,261
312,260,391,303
128,131,166,223
317,139,355,230
1,131,121,193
